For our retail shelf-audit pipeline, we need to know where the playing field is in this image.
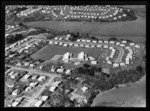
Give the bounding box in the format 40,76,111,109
31,44,103,60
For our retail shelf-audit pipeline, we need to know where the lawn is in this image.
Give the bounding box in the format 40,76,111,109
31,44,102,61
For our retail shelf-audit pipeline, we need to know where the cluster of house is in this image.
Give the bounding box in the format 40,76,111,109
40,64,72,75
70,86,88,104
62,52,98,65
33,79,62,107
64,5,125,20
5,37,31,52
17,6,42,17
10,97,26,107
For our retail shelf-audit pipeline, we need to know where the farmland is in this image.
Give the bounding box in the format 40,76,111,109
31,44,103,60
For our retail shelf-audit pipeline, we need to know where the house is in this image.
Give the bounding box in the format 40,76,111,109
78,52,85,60
92,40,97,43
74,44,79,47
97,45,102,48
98,40,103,43
51,66,56,72
85,45,89,48
49,86,57,92
135,44,140,48
81,87,88,92
91,61,98,65
63,44,68,47
80,44,84,47
32,75,38,80
104,40,108,43
30,82,38,88
54,37,58,40
122,40,127,44
35,100,43,107
86,40,91,42
25,86,32,92
24,74,31,79
103,45,108,48
65,69,71,75
41,95,49,101
59,42,63,45
116,42,120,45
113,63,119,68
77,39,81,42
62,52,70,61
12,89,20,96
88,56,95,61
107,60,112,65
38,76,46,81
91,45,95,48
120,44,125,47
57,68,64,73
81,39,86,42
49,41,53,44
12,101,19,107
120,62,126,67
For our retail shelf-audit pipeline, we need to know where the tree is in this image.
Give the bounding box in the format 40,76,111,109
108,37,119,41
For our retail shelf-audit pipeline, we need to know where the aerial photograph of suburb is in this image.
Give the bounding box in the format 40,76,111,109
5,4,146,107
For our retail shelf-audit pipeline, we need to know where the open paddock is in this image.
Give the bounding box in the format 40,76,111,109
31,44,103,61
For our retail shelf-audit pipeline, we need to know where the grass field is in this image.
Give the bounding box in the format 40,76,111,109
31,44,103,60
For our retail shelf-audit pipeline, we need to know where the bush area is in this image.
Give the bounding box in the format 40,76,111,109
5,34,24,44
70,63,145,105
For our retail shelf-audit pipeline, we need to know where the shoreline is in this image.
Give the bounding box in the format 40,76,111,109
91,74,146,106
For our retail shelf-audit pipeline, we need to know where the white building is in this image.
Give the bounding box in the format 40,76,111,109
65,69,71,75
57,68,64,73
24,74,31,79
12,101,19,107
129,43,135,46
41,95,48,101
91,61,98,64
88,56,95,61
85,45,89,48
78,52,86,60
120,44,125,47
122,40,127,44
92,40,97,43
135,44,140,48
77,39,81,42
120,62,126,67
38,76,46,81
104,40,108,43
62,52,70,61
103,45,108,48
97,45,102,48
35,100,43,107
50,86,57,92
116,42,120,45
63,44,68,47
81,87,88,92
113,63,119,68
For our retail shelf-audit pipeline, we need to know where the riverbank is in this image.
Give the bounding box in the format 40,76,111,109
91,74,146,107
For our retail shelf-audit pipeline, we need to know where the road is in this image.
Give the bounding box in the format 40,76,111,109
5,64,60,77
24,75,55,107
5,64,60,107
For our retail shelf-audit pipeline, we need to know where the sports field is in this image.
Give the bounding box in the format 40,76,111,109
31,44,103,60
